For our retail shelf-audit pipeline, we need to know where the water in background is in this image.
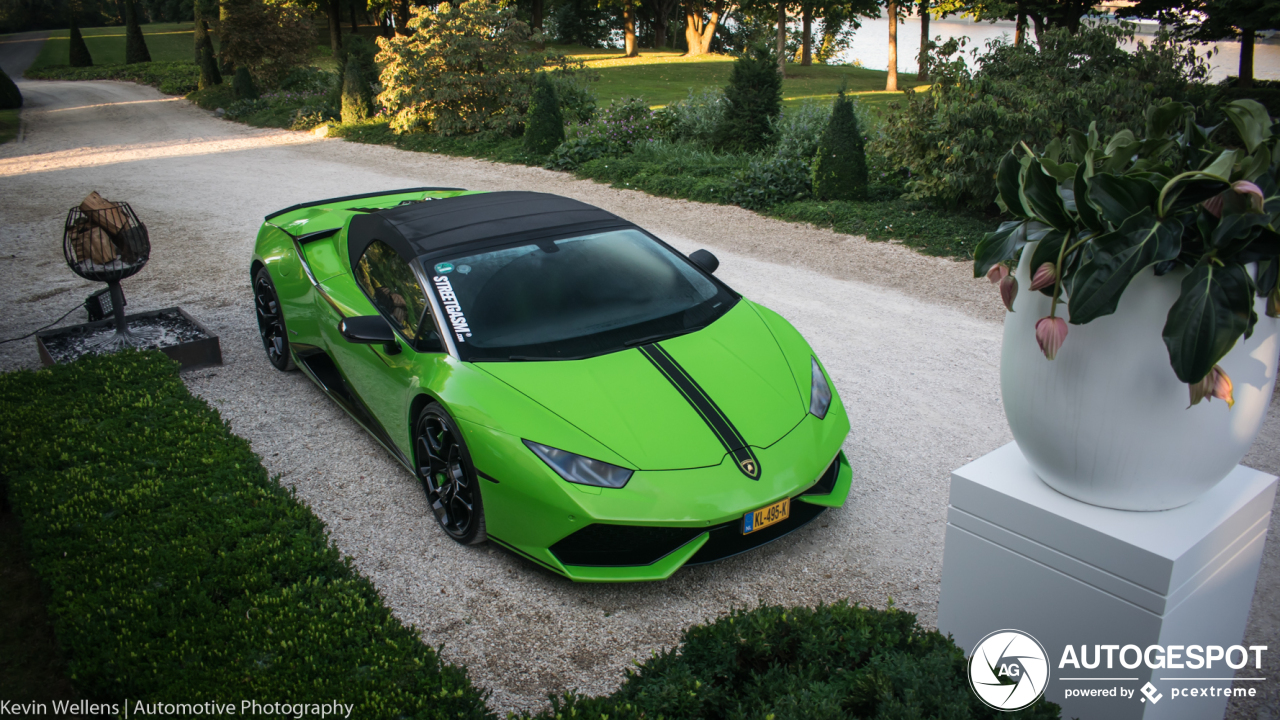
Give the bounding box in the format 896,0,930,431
836,15,1279,83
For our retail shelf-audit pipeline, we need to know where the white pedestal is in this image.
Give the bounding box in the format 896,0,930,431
937,442,1276,720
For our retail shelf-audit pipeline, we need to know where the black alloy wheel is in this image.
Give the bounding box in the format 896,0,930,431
254,267,295,371
415,403,486,545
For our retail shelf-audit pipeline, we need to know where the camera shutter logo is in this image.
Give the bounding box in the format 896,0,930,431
968,630,1050,711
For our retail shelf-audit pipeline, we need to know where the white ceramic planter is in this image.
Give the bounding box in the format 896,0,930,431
1001,245,1280,511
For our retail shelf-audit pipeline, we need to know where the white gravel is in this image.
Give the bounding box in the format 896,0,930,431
0,77,1275,718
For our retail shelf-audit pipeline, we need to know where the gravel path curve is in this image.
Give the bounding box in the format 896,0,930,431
0,79,1275,717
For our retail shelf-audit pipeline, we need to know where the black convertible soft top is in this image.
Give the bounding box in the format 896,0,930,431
346,191,630,270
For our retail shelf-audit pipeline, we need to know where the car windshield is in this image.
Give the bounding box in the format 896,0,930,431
423,228,736,361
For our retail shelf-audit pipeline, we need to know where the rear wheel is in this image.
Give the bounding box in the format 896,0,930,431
253,267,295,371
415,403,486,545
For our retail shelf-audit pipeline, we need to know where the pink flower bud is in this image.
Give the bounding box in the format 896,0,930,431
1189,365,1235,409
987,264,1009,284
1232,180,1265,213
1000,275,1018,312
1030,262,1057,291
1204,193,1224,218
1035,316,1068,360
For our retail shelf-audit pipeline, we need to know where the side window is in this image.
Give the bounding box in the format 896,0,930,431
355,241,443,352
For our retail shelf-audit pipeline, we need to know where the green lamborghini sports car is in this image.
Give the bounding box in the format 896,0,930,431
251,188,852,582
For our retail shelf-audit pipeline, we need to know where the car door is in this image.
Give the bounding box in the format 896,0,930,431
320,239,447,458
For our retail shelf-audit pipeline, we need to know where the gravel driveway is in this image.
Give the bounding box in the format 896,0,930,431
0,77,1275,717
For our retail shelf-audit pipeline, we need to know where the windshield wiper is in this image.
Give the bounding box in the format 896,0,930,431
624,330,693,347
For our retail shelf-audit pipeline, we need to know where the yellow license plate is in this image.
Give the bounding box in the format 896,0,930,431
743,497,790,534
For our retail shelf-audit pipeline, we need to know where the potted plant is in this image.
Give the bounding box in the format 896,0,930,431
975,99,1280,511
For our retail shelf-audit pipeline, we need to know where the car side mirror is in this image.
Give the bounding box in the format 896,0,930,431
690,249,719,274
340,315,401,355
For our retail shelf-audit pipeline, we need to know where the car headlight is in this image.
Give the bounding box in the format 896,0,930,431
809,356,832,419
524,441,634,489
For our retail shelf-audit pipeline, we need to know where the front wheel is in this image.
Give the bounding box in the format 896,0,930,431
414,403,486,545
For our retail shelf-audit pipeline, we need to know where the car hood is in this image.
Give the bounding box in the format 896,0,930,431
475,302,807,471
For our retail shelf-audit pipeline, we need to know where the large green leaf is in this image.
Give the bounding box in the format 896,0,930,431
1088,173,1159,227
1024,161,1074,231
1146,101,1188,139
1200,149,1239,181
997,151,1028,218
1163,263,1254,383
1211,212,1272,255
1074,164,1104,232
973,220,1029,278
1224,99,1273,154
1068,209,1183,324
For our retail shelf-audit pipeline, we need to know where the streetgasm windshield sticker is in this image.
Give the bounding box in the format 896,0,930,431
432,275,472,343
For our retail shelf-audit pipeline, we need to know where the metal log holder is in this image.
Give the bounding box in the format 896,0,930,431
62,200,160,353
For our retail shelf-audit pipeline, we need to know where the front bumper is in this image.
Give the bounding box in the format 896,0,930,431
465,406,852,582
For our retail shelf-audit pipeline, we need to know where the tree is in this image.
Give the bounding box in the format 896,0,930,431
1121,0,1280,88
714,42,782,152
218,0,313,86
644,0,677,47
195,18,222,87
812,91,867,199
916,0,929,78
524,73,565,154
884,0,898,89
602,0,639,56
341,55,373,122
232,65,258,99
68,20,93,66
0,65,21,109
123,0,151,64
326,0,343,53
683,0,726,55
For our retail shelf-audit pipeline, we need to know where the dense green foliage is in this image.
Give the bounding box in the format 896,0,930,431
529,602,1061,720
376,0,585,135
0,66,21,110
813,92,868,201
218,0,314,87
27,61,198,95
68,23,93,68
876,24,1211,209
0,352,492,718
524,73,566,155
341,56,373,124
123,0,152,64
715,42,782,153
232,65,259,100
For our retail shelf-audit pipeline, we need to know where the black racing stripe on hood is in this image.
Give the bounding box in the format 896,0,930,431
638,343,761,480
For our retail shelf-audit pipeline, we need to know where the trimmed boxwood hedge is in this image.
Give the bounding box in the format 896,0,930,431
530,602,1061,720
0,351,491,718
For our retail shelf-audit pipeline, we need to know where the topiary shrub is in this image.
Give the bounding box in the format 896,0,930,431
524,72,564,155
68,21,93,67
340,55,373,123
232,66,258,100
714,41,781,153
0,65,21,109
194,19,221,89
812,91,868,201
530,602,1062,719
123,0,151,64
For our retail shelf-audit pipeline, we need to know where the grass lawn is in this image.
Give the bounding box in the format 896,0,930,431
555,45,926,111
30,22,196,70
0,109,18,143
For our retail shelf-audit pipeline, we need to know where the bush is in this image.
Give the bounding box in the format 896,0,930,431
771,100,830,161
376,0,586,136
68,22,93,68
0,66,20,109
714,41,782,153
232,66,259,100
340,56,373,124
548,97,662,168
663,87,728,145
123,0,151,64
26,62,199,95
528,602,1061,720
0,352,492,718
546,71,596,125
875,24,1211,209
812,91,868,201
728,154,813,209
218,0,314,88
524,73,565,155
